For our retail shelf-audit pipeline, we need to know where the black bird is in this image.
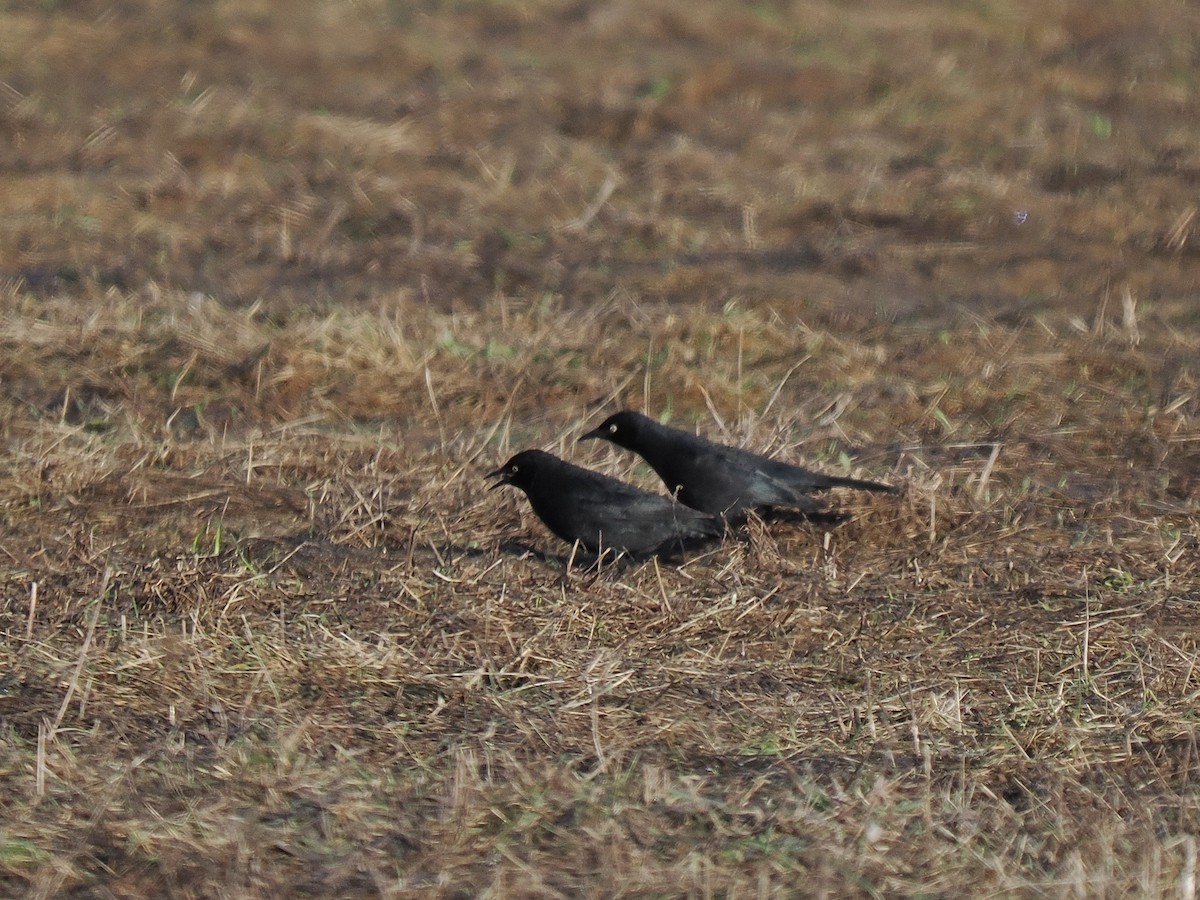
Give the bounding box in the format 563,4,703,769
581,410,898,517
488,449,724,557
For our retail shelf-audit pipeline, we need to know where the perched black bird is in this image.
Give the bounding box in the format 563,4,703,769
581,410,898,517
488,449,724,557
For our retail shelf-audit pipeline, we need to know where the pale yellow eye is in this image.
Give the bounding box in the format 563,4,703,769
608,423,618,433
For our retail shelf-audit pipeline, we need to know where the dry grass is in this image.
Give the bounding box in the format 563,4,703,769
1,0,1199,896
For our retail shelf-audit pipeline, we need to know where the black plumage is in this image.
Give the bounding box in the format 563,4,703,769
581,410,897,517
488,449,724,556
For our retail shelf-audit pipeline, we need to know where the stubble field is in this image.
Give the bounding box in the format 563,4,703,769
1,0,1199,895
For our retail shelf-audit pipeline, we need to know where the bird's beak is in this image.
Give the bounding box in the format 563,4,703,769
578,426,604,442
486,466,510,490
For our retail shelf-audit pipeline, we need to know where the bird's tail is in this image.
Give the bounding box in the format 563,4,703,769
696,512,728,539
822,474,899,494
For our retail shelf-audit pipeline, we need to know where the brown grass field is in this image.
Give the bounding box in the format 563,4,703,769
2,0,1199,896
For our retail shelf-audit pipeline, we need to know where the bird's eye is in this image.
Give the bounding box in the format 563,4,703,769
510,464,519,473
608,423,618,433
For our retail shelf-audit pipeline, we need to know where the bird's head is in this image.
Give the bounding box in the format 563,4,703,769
579,409,650,449
487,449,550,491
